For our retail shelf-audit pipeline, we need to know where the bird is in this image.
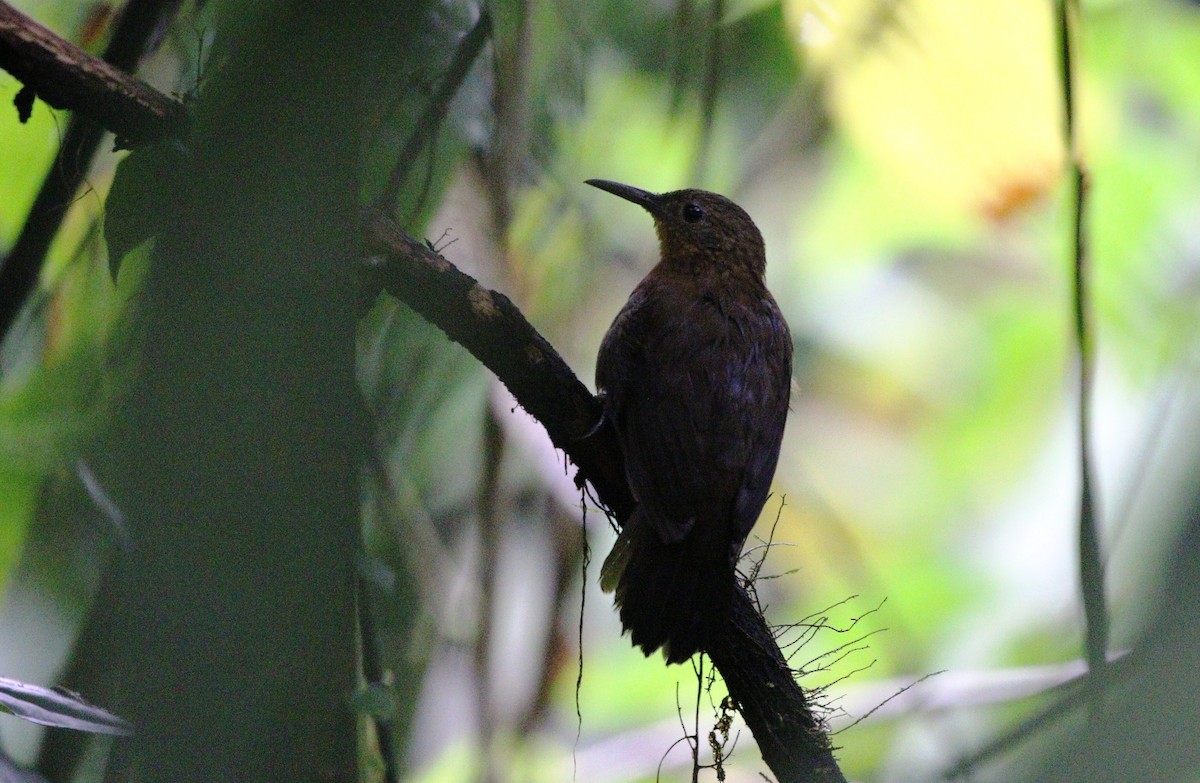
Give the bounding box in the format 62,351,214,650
587,179,793,664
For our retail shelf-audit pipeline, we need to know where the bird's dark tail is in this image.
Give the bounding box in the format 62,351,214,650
600,509,736,664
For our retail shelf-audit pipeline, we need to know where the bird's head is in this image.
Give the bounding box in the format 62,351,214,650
586,179,766,278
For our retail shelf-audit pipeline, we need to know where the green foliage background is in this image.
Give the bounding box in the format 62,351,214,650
1,0,1199,781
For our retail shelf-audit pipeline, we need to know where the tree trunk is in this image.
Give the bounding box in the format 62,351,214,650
99,4,383,780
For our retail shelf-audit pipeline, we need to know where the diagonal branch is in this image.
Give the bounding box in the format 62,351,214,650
364,211,847,783
0,0,186,147
362,211,632,515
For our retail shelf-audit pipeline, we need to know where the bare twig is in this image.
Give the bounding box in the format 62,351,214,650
573,493,590,779
363,211,630,511
836,671,944,733
374,11,492,214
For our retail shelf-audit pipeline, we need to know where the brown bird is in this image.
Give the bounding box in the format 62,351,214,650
588,179,793,663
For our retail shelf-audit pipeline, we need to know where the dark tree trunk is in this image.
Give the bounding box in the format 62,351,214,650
98,4,387,780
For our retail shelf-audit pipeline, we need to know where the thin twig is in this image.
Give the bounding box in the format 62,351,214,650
374,11,492,214
572,494,590,781
835,671,945,733
1057,0,1107,676
692,657,703,782
945,653,1127,778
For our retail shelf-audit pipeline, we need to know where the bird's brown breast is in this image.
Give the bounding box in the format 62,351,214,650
597,265,792,550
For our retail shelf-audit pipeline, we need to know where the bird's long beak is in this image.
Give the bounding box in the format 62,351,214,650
585,179,664,218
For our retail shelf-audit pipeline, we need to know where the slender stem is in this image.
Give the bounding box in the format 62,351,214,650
473,404,504,783
945,653,1127,778
356,576,399,783
690,0,723,184
374,11,491,214
692,656,702,782
1058,0,1106,674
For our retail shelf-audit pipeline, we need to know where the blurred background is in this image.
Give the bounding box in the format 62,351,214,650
2,0,1200,781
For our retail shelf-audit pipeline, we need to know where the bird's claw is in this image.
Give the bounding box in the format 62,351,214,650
578,401,607,441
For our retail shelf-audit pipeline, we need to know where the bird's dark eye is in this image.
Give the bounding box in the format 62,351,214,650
682,203,704,223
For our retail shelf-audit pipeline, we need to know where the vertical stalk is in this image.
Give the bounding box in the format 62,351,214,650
1058,0,1107,675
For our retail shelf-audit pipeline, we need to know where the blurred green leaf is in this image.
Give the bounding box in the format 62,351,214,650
0,79,62,243
350,683,396,722
0,677,131,735
103,140,186,281
0,465,38,605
